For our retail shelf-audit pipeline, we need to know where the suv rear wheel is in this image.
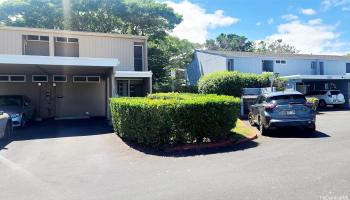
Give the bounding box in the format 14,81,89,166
259,118,268,135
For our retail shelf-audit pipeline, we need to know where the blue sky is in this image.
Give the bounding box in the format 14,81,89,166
165,0,350,55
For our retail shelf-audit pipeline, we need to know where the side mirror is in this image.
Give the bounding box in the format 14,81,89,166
0,111,3,115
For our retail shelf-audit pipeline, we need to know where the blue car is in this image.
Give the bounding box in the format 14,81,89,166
248,91,316,135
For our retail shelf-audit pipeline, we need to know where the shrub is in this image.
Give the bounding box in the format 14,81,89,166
110,93,241,148
198,71,286,96
307,97,319,111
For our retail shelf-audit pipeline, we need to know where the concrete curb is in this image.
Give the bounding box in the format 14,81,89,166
163,132,258,153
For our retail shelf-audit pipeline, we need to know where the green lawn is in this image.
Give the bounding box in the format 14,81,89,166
232,119,256,138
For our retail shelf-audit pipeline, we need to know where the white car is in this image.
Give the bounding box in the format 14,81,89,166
306,90,345,108
0,111,12,139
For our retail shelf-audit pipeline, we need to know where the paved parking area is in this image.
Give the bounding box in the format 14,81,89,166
0,112,350,200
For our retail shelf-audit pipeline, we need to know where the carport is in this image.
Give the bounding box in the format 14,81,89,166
284,75,350,108
0,54,119,120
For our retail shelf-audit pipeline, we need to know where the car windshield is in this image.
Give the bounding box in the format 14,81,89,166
331,91,340,95
0,96,22,106
268,94,306,104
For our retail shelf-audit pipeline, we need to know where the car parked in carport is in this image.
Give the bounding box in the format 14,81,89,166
306,90,345,108
0,111,12,139
248,91,316,135
0,95,35,127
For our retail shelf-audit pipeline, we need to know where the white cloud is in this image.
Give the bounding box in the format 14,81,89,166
300,8,317,15
0,0,7,4
256,22,262,26
321,0,350,10
281,14,299,21
267,18,274,25
308,18,323,25
165,0,239,44
266,20,348,54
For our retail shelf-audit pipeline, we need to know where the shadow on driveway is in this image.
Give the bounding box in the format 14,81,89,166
0,118,113,151
122,138,259,158
262,128,330,138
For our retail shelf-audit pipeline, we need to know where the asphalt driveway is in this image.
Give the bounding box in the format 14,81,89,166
1,112,350,200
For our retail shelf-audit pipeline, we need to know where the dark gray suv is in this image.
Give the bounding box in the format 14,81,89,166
248,91,316,135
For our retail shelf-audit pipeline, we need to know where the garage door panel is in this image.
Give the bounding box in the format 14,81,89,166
55,80,106,118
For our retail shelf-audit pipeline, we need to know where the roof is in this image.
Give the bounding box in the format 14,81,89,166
283,75,350,80
0,54,119,67
0,26,147,40
196,49,350,61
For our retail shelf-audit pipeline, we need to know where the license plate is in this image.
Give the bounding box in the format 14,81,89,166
285,110,295,115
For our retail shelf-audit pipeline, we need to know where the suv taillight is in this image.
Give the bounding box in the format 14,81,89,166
264,103,276,111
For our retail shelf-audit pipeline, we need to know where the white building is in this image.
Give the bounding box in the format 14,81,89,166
187,49,350,107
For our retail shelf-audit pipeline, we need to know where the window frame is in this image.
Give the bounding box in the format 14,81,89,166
227,59,234,71
134,45,144,71
0,75,27,82
26,35,49,42
53,75,68,83
73,76,100,83
346,63,350,74
32,75,49,83
55,37,79,44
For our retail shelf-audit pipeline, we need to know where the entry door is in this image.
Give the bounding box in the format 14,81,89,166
38,82,55,119
117,80,129,97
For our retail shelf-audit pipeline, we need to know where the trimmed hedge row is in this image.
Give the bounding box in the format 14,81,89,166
110,93,241,148
198,71,286,97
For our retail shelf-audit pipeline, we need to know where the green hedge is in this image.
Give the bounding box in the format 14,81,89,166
198,71,286,97
110,93,241,148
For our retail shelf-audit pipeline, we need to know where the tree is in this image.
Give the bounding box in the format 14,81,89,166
254,39,300,54
149,36,199,89
205,33,253,52
0,0,185,86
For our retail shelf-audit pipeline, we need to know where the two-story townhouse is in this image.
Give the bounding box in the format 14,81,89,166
187,49,350,107
0,26,152,120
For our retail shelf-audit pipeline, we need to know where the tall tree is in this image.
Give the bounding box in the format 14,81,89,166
254,39,300,54
205,33,254,52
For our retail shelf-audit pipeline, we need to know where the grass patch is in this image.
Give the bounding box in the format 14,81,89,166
232,119,255,138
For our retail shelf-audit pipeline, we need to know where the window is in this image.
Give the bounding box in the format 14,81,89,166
134,45,143,71
319,62,324,75
40,36,49,41
32,75,48,82
0,75,26,82
275,60,286,64
68,38,79,43
56,37,68,42
346,63,350,73
26,35,49,42
55,37,79,43
0,75,9,82
53,75,67,82
27,35,39,41
87,76,100,82
73,76,100,83
227,59,234,71
262,60,274,72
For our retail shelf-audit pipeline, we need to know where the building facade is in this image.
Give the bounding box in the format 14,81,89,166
187,49,350,107
0,26,152,120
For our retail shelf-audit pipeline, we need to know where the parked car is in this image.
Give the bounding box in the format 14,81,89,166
306,90,345,108
0,95,35,127
0,111,12,139
248,91,316,135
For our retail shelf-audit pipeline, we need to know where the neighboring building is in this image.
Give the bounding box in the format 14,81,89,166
0,26,152,120
187,49,350,107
